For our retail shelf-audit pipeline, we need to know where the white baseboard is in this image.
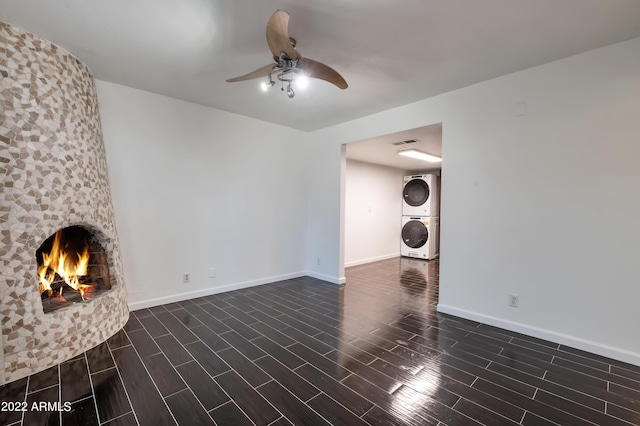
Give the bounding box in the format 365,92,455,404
306,270,344,284
128,271,307,311
344,253,400,268
437,304,640,367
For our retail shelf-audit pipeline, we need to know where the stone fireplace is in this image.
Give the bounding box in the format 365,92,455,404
0,22,129,384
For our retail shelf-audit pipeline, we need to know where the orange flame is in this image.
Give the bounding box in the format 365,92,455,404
38,231,90,298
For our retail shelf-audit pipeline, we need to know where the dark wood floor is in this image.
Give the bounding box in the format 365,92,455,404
2,257,640,425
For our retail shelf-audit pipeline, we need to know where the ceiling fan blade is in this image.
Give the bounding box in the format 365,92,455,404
266,10,298,60
298,58,348,89
226,64,275,82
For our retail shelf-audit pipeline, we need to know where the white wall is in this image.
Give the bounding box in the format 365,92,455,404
344,160,406,266
96,81,310,309
306,36,640,365
304,139,346,283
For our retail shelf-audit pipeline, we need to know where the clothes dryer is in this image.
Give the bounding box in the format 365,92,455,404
402,174,439,216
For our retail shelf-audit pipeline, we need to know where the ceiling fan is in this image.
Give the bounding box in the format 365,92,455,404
226,10,348,98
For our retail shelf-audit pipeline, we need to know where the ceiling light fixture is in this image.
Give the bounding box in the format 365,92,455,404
261,55,314,98
398,149,442,163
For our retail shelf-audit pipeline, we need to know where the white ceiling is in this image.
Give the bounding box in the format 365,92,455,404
2,0,640,135
2,1,640,172
346,124,443,173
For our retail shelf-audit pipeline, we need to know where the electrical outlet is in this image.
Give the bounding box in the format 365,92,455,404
317,258,321,266
509,294,519,308
209,268,216,278
183,273,190,283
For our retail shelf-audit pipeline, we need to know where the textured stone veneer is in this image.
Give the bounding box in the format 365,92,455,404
0,22,129,384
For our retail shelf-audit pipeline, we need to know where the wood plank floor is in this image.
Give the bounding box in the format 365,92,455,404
2,257,640,425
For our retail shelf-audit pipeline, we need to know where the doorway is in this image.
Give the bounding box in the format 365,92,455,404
341,123,443,270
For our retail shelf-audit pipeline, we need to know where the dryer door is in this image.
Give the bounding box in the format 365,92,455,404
403,179,430,207
402,220,429,248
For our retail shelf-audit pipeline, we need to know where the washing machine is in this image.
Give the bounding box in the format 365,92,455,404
402,174,439,217
400,216,439,259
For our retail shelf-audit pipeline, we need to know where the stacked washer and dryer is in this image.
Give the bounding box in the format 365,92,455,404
401,174,439,260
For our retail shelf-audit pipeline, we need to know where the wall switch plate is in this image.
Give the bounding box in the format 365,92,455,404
509,294,519,308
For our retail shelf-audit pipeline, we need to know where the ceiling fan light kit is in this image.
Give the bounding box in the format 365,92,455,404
227,10,348,98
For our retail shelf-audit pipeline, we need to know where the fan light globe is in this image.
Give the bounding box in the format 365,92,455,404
296,75,309,89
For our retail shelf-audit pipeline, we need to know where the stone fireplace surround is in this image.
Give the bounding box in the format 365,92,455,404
0,22,129,384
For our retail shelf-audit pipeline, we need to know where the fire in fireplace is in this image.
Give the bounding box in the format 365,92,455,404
36,226,112,313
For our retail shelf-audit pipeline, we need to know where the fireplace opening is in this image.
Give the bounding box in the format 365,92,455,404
36,226,112,313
